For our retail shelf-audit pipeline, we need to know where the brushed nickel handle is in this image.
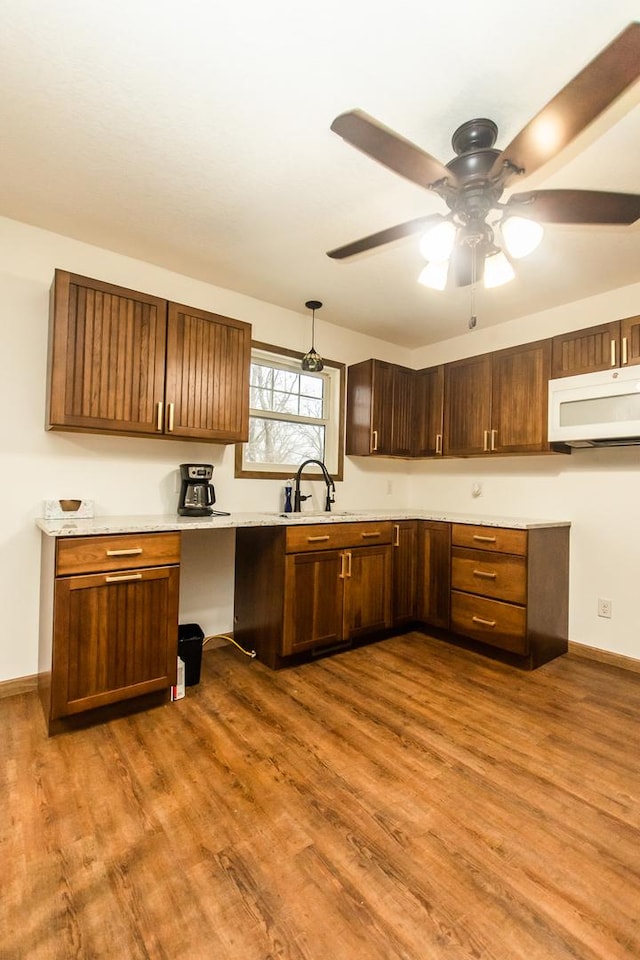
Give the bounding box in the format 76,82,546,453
483,429,489,452
490,429,497,451
156,401,164,431
435,433,443,455
371,430,378,452
472,615,497,628
473,569,497,580
307,535,330,543
473,534,497,543
167,402,175,432
361,532,381,539
622,337,628,365
106,548,143,557
611,339,616,367
105,573,143,583
393,524,400,547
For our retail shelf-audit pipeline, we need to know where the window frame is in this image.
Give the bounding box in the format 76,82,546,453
235,341,345,481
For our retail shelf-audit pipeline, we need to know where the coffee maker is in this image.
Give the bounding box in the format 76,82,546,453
177,464,229,517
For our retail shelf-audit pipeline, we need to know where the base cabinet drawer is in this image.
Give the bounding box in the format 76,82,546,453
451,547,526,604
451,591,528,655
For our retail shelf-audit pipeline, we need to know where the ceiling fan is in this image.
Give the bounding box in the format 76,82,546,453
327,22,640,290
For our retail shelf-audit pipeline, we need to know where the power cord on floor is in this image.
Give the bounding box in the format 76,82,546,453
203,633,257,659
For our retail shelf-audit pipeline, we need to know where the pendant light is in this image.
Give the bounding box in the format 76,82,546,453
302,300,324,372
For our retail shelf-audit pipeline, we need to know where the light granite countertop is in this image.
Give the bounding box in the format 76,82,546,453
36,509,570,537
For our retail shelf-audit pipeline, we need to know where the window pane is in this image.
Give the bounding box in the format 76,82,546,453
272,369,299,393
245,417,325,465
272,389,300,416
250,385,275,410
250,363,273,388
299,396,323,418
300,375,323,399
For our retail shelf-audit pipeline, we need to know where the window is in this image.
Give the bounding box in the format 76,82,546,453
235,343,344,479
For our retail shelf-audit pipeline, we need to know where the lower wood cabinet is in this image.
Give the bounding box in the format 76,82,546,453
39,532,180,732
392,520,418,626
416,521,451,629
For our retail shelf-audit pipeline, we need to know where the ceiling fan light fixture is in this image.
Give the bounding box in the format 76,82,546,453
418,260,449,290
418,220,456,262
501,216,544,259
301,300,324,372
484,250,515,288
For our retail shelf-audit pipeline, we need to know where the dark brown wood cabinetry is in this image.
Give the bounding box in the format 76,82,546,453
47,270,251,443
413,365,445,457
416,520,451,629
551,315,640,377
39,532,180,733
345,359,415,457
391,520,418,625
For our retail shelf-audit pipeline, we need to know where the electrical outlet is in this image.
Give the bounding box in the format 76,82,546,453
597,598,612,619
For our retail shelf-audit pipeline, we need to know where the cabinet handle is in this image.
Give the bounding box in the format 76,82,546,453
361,532,381,539
106,547,143,557
307,535,330,543
472,615,497,628
490,429,497,451
622,337,628,365
435,433,443,455
473,569,497,580
473,534,497,543
393,524,400,547
345,551,352,578
339,552,346,579
105,573,143,583
611,339,616,367
483,430,489,452
167,402,175,432
371,430,378,452
156,401,164,431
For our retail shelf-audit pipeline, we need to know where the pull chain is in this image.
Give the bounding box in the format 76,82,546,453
469,242,478,329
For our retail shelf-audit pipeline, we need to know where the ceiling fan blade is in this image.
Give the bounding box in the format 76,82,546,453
331,109,457,190
327,214,445,260
507,189,640,224
488,22,640,182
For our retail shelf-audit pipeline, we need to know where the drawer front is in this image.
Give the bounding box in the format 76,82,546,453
451,547,527,604
56,532,181,575
285,521,393,554
452,524,527,556
451,591,528,655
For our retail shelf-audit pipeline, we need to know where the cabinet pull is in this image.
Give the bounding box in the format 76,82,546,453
611,339,616,367
490,429,497,451
472,615,497,628
473,534,497,543
307,535,330,543
483,429,489,452
473,569,497,580
156,401,164,431
361,532,381,539
371,430,378,452
435,433,443,455
622,337,628,365
167,402,175,432
105,573,143,583
106,547,143,557
393,524,400,547
345,551,352,578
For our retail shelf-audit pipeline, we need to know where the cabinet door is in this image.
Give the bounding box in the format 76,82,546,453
417,521,451,629
47,271,167,435
344,544,392,639
551,321,619,377
390,365,415,457
165,302,251,442
282,551,344,655
392,521,418,626
620,315,640,367
444,354,492,456
491,340,551,453
413,365,444,457
370,360,397,454
51,565,179,719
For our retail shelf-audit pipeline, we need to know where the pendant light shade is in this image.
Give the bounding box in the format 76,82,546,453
419,220,456,262
484,250,516,288
501,216,544,259
302,300,324,372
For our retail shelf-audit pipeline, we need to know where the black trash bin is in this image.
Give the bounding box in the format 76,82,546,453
178,623,204,686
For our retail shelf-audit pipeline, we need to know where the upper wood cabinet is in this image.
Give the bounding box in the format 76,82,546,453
413,365,444,457
551,316,640,377
46,270,251,443
345,359,415,457
444,340,551,457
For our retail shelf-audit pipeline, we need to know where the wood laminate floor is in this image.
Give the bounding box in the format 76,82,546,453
2,632,640,960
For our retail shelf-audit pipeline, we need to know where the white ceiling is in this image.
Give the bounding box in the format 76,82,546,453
1,1,638,348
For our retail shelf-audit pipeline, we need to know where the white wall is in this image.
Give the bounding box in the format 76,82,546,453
0,216,412,682
1,215,638,682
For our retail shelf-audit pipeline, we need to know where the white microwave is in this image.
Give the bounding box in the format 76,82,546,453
548,366,640,447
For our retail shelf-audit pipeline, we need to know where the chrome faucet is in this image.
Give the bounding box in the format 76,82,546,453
294,459,335,512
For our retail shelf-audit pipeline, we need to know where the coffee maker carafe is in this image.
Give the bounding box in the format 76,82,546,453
177,463,217,517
